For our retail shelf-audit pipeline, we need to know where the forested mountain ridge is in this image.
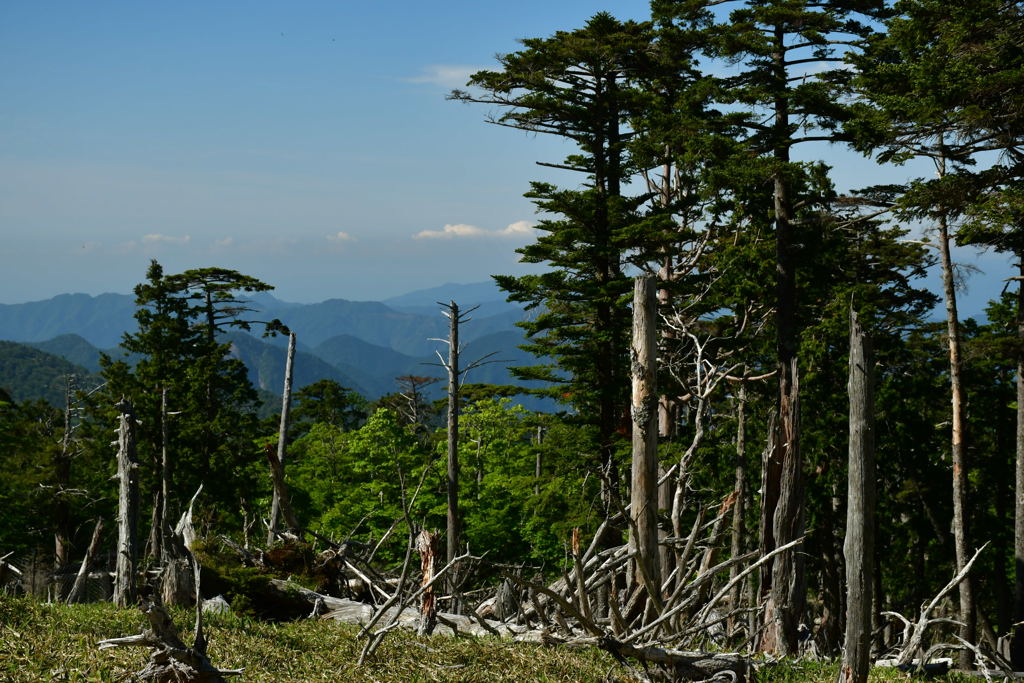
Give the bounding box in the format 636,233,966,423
0,293,137,349
0,283,538,404
24,334,104,373
2,1,1022,676
0,283,523,355
0,341,100,406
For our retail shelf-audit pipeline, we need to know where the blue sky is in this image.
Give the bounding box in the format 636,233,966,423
0,1,1012,316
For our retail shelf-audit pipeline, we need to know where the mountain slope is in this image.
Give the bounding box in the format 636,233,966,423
223,332,367,397
24,334,103,373
0,341,99,407
0,293,135,348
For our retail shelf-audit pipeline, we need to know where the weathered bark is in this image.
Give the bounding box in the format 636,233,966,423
161,558,195,608
148,387,170,563
1013,260,1024,670
759,23,805,656
886,545,986,669
113,399,140,608
268,331,299,544
445,301,460,574
53,375,75,593
659,466,675,593
417,529,440,635
159,386,170,559
629,275,661,598
729,380,748,632
936,197,975,668
66,518,103,604
535,425,544,497
596,638,752,682
98,600,241,681
838,309,876,683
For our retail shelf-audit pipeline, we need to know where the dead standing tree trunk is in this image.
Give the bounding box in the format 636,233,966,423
444,302,461,577
1014,260,1024,670
838,308,876,683
630,275,662,602
53,374,77,599
934,147,975,669
268,330,300,544
114,398,140,608
431,301,498,612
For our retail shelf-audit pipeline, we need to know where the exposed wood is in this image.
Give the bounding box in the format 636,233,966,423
98,600,242,681
416,529,440,635
629,275,661,600
838,308,876,683
883,544,987,669
53,375,76,594
594,637,752,682
758,21,805,657
160,486,202,607
430,301,499,610
113,398,140,608
100,487,240,681
729,379,748,634
66,518,104,605
268,330,300,544
1014,258,1024,670
147,386,171,564
934,148,975,669
324,595,543,640
444,301,461,580
161,559,195,607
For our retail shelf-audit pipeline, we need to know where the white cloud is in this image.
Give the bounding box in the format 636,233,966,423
326,231,354,242
415,223,486,239
497,220,536,237
414,221,536,240
141,233,191,245
405,64,482,89
212,237,234,249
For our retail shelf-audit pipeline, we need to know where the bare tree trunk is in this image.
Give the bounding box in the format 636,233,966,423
937,199,975,669
630,275,661,598
534,425,544,497
53,375,75,598
268,331,299,544
1013,259,1024,671
149,386,169,563
445,301,460,574
659,466,675,593
760,26,804,656
729,380,748,629
66,518,103,604
838,308,875,683
114,399,140,607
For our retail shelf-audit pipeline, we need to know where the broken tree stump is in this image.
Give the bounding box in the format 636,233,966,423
98,600,242,682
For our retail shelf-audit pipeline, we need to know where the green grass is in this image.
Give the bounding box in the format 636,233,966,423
0,595,623,681
0,595,980,682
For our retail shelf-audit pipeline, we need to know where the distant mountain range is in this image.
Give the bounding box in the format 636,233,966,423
0,282,552,409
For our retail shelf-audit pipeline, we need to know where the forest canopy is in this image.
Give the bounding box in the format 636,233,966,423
1,0,1023,676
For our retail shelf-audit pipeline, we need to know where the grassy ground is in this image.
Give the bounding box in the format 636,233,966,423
0,595,976,682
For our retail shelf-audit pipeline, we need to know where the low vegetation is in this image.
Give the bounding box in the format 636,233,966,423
0,595,978,682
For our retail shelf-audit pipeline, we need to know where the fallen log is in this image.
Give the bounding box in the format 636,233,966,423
588,636,752,682
321,595,543,641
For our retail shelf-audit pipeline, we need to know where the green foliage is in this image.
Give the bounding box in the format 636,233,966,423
0,594,628,682
292,378,368,434
81,260,272,540
289,408,441,563
0,396,62,555
0,341,98,407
